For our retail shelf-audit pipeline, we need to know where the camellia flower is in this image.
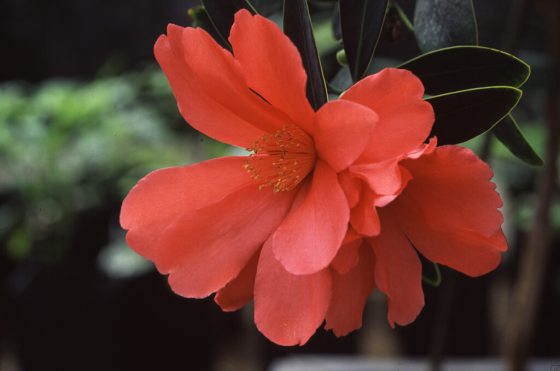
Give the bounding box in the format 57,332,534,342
120,9,507,345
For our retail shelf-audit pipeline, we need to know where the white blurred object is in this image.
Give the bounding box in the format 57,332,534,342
97,234,153,279
270,357,560,371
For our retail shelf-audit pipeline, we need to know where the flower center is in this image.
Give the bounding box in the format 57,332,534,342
244,124,316,192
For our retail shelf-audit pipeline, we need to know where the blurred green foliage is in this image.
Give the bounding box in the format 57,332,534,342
0,67,227,263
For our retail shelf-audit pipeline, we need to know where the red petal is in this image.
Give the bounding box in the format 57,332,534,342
325,244,375,336
338,170,362,208
491,229,508,252
400,145,503,236
314,100,378,172
230,10,315,133
121,157,253,260
404,226,503,277
392,146,506,276
350,187,380,237
160,185,296,298
342,227,362,244
342,68,434,163
331,228,363,274
407,136,437,159
371,209,424,327
155,26,286,148
215,251,259,312
254,241,331,346
331,237,361,275
350,160,412,196
272,161,349,275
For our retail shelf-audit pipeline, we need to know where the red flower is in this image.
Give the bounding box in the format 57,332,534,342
120,10,507,345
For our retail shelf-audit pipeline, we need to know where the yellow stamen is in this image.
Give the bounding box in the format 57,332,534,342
245,125,315,192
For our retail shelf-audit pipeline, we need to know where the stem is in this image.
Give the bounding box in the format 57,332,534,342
503,1,560,369
422,263,442,287
429,271,456,371
393,3,414,32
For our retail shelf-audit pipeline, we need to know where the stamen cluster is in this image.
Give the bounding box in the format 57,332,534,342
244,125,315,192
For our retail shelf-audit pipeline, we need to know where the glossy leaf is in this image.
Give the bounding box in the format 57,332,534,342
400,46,531,95
329,65,352,94
493,114,543,166
426,86,522,145
413,0,478,52
201,0,256,47
332,3,342,40
284,0,328,110
340,0,389,82
251,0,282,15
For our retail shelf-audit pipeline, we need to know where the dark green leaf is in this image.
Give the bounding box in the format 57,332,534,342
427,86,522,144
392,3,414,33
340,0,389,82
413,0,478,52
400,46,531,94
201,0,256,48
493,114,543,166
284,0,328,110
332,3,342,40
329,65,352,94
310,0,338,3
250,0,282,15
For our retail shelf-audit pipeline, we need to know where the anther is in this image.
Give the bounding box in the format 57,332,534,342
245,124,315,192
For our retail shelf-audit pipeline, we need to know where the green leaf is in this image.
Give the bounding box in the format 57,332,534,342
340,0,389,82
201,0,256,48
493,114,544,166
250,0,282,15
399,46,531,95
426,86,522,145
336,49,347,65
284,0,328,110
413,0,478,52
329,65,352,94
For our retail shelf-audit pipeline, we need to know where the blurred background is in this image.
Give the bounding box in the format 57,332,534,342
0,0,558,370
